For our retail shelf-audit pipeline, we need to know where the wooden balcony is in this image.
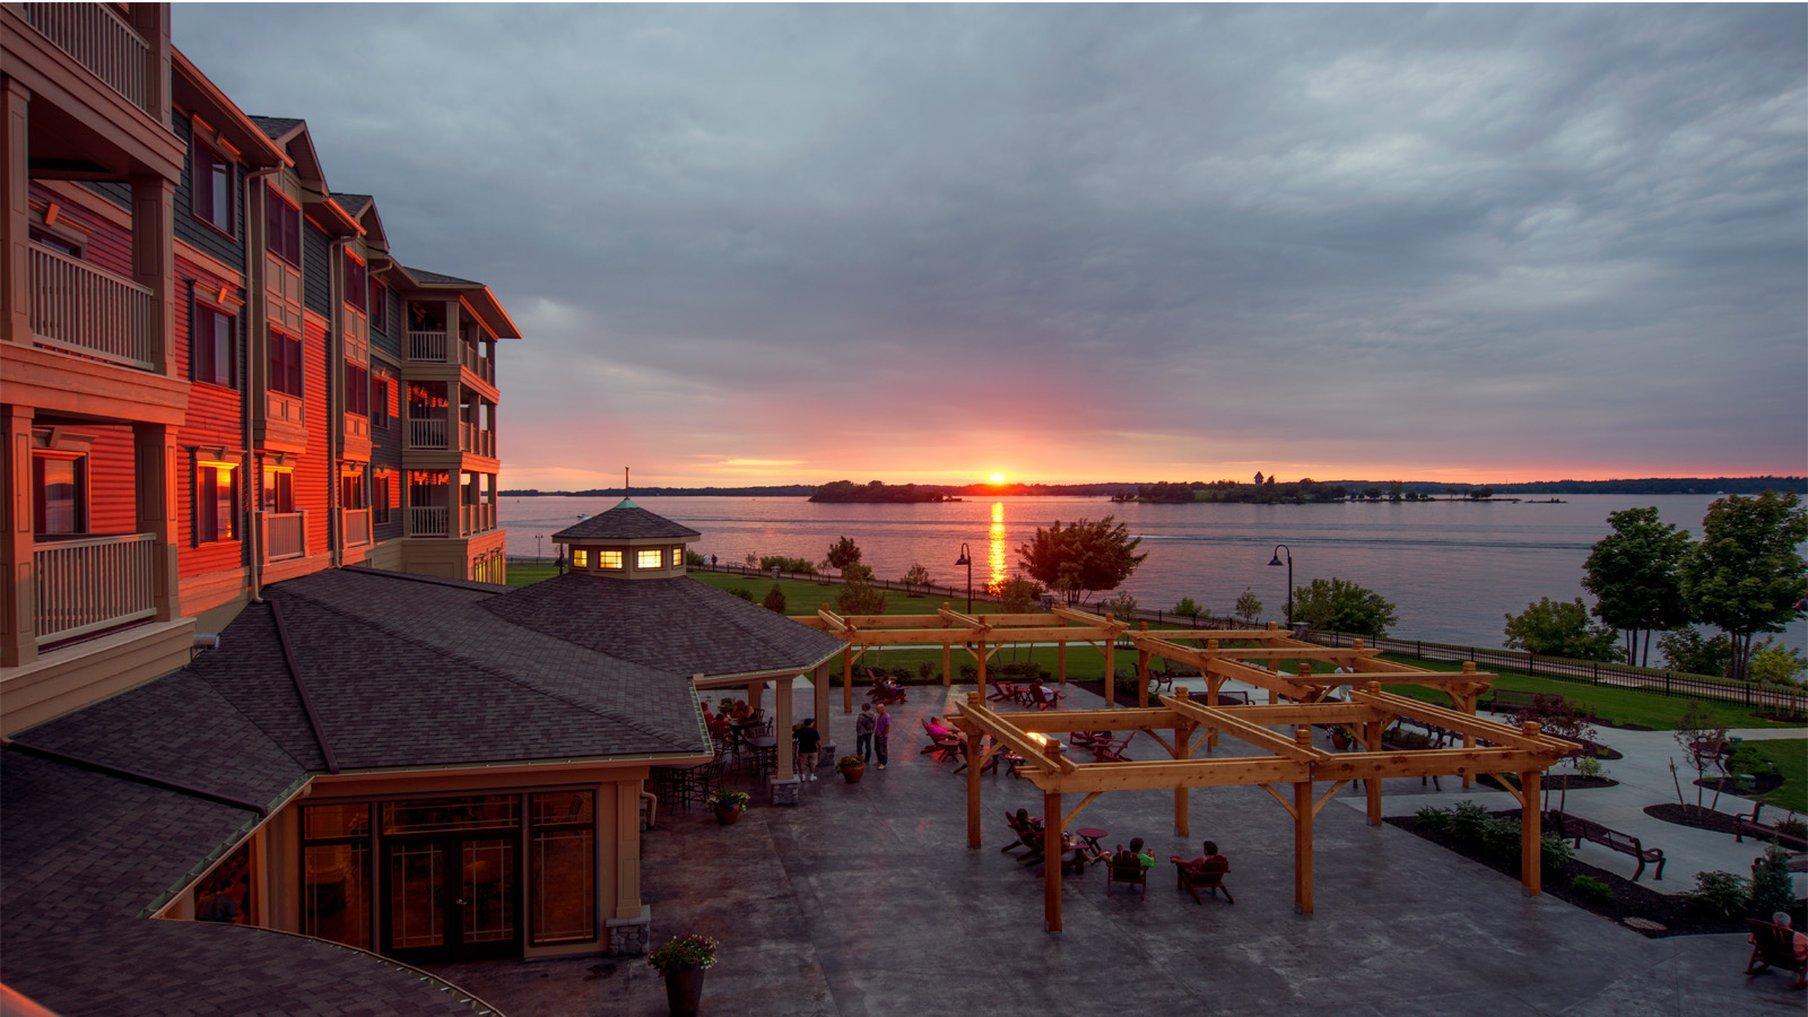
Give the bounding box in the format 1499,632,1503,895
459,341,495,384
32,533,157,646
262,511,306,562
458,422,496,458
29,244,158,371
408,505,450,538
17,3,155,115
341,507,372,547
460,503,498,535
407,415,448,450
407,330,448,363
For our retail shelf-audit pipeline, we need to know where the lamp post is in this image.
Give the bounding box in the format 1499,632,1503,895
1268,543,1294,629
954,542,973,614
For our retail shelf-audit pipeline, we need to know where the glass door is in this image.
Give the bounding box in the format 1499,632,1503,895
382,836,519,962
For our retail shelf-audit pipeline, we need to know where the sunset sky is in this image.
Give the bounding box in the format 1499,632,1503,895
176,5,1808,489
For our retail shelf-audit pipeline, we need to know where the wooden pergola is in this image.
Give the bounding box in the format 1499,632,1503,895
795,604,1127,713
954,685,1575,932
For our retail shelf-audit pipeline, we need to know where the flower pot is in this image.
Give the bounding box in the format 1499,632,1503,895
840,764,865,784
663,965,706,1017
713,805,742,826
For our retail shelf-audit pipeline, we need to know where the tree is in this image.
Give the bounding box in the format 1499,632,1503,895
1502,597,1621,661
989,576,1046,613
1098,591,1137,619
1469,487,1494,500
760,584,787,613
1016,516,1147,605
1659,627,1734,677
1234,588,1263,625
1748,639,1808,688
900,562,931,593
835,578,886,615
824,536,864,574
1582,507,1692,665
1292,578,1398,636
1671,700,1729,812
1751,847,1798,917
1171,597,1203,623
1253,471,1264,487
1680,491,1808,682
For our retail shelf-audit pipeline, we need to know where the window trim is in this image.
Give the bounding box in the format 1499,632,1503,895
262,466,296,514
636,548,664,570
344,254,367,313
31,450,87,538
596,549,624,571
191,301,237,390
194,459,238,545
190,137,236,239
266,189,302,268
268,328,304,398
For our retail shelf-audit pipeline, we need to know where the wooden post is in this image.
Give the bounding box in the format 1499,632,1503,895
747,680,763,718
1293,725,1314,915
1460,661,1478,787
1,78,30,347
774,676,794,784
966,692,983,849
842,645,854,714
941,641,952,687
1043,740,1064,933
1520,721,1543,896
1102,637,1116,708
1174,688,1191,836
1364,682,1383,826
130,176,175,377
976,637,988,701
1137,622,1151,709
1056,640,1067,686
812,663,830,731
1205,643,1221,751
133,424,180,622
0,405,34,667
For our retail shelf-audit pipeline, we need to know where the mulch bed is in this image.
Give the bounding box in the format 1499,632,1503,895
1643,802,1806,849
1389,809,1803,937
1479,772,1619,792
1694,774,1787,797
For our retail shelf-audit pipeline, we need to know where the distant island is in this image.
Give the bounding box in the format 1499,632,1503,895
501,475,1806,500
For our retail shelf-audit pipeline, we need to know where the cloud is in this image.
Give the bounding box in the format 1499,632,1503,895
173,3,1808,486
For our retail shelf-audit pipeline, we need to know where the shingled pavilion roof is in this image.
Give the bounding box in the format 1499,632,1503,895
551,497,702,542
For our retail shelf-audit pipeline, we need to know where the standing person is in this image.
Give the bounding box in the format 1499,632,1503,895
855,703,877,763
795,718,822,781
873,703,892,769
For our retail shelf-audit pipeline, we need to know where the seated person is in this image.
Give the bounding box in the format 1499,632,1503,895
1172,839,1230,873
924,716,956,739
1126,837,1157,871
1754,911,1808,963
729,700,753,722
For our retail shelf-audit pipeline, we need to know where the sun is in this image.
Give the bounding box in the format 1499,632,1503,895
987,471,1007,485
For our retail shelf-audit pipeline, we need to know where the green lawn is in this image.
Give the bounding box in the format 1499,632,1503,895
1728,738,1808,815
506,564,1800,731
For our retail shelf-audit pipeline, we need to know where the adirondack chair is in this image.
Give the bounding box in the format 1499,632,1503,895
1069,730,1110,751
1106,849,1149,896
1028,683,1062,711
1001,810,1037,855
1171,856,1234,904
1090,732,1136,762
953,737,999,775
988,680,1024,703
1744,918,1808,989
866,672,908,705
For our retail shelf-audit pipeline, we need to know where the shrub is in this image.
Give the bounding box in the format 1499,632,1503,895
648,933,719,974
1686,870,1751,919
1569,875,1613,904
761,584,786,613
838,755,865,770
989,576,1047,613
759,555,815,575
1292,577,1398,636
1774,815,1808,840
1541,833,1575,871
1172,597,1203,621
685,549,707,567
916,660,934,680
706,789,750,811
825,536,863,573
1415,805,1451,833
727,587,753,602
899,563,932,592
1446,801,1492,841
835,579,887,615
1503,596,1622,661
1098,591,1138,619
1751,847,1797,917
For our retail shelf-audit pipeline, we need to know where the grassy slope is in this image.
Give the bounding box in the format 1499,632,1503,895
1731,738,1808,814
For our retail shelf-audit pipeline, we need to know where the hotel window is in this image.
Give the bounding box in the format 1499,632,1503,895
637,549,663,570
192,140,234,236
192,304,235,388
370,280,388,332
301,803,372,950
28,224,82,258
530,791,595,946
195,840,253,924
671,546,685,567
262,467,295,513
597,549,623,570
345,362,369,416
571,549,589,569
195,463,238,543
268,329,304,397
372,470,393,524
266,190,301,267
345,256,367,312
370,372,391,427
340,470,367,510
31,453,86,537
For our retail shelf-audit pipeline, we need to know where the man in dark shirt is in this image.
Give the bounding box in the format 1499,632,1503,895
795,717,822,780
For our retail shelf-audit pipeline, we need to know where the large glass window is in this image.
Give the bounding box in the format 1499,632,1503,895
269,329,304,397
193,304,235,388
192,140,234,235
302,803,372,950
381,795,519,836
345,362,369,416
196,840,253,924
196,463,237,543
32,454,85,536
266,190,301,266
530,791,595,946
345,257,367,311
597,549,623,570
263,467,295,513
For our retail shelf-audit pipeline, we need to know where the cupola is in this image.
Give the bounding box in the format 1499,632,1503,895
549,498,699,579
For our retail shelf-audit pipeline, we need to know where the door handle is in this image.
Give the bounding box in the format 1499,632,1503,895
455,898,469,907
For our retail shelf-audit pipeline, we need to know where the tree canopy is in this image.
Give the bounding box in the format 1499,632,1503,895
1503,596,1621,661
1292,578,1398,636
824,535,863,573
1015,516,1147,605
1581,506,1691,665
1680,491,1808,682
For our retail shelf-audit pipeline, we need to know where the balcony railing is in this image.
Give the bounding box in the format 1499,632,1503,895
342,507,372,547
458,422,497,457
32,533,157,645
30,244,158,370
262,511,306,561
407,330,448,363
407,415,448,449
460,342,494,384
460,503,498,535
19,3,154,114
409,506,449,538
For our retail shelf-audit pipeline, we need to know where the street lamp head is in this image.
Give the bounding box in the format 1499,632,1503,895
955,542,971,566
1268,552,1283,567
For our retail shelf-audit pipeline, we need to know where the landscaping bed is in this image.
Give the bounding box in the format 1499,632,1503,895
1390,806,1804,937
1480,772,1619,792
1694,774,1786,797
1642,802,1807,846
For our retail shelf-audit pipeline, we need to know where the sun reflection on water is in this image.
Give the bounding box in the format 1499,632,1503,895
988,501,1008,588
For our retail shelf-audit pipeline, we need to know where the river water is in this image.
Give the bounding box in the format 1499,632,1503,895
499,494,1807,654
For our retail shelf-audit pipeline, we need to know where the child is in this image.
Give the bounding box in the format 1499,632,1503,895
855,703,877,762
795,717,822,780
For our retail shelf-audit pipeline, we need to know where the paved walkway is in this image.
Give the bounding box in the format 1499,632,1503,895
435,682,1801,1016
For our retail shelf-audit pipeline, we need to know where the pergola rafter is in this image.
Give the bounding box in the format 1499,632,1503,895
952,683,1572,933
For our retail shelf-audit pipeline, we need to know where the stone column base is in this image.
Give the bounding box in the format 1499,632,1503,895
606,905,652,956
816,742,837,768
770,776,803,806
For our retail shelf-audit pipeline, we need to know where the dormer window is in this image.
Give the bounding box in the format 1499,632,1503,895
266,190,301,267
636,549,663,570
670,547,684,567
345,256,367,311
571,549,589,569
597,549,623,570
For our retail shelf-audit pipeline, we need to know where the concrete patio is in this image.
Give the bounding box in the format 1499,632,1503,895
433,682,1801,1016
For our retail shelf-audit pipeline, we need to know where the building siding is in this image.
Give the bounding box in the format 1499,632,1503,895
31,183,133,279
171,116,246,271
303,223,332,315
369,282,402,360
175,258,248,579
301,316,333,554
370,354,404,543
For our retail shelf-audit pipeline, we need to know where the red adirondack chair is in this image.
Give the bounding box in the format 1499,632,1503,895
1090,732,1136,762
1172,856,1234,904
1745,918,1808,989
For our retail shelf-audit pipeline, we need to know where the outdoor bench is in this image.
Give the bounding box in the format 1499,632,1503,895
1735,802,1808,852
1550,812,1665,881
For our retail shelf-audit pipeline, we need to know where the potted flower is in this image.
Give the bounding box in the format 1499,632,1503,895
837,754,866,783
708,788,749,826
648,932,718,1017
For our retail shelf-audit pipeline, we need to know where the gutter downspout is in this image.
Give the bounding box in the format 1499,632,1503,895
244,165,279,603
327,236,346,568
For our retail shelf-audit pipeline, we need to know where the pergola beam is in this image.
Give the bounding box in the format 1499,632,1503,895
1164,694,1326,762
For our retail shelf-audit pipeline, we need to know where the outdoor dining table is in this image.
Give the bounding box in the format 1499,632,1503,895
1075,827,1109,855
743,735,779,778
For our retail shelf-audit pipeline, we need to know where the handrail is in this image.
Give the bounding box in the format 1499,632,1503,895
406,330,448,363
32,532,156,644
17,3,154,113
29,243,158,370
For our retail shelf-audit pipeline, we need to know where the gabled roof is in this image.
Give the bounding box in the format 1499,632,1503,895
330,192,373,216
552,498,702,542
398,264,523,339
248,114,330,186
484,571,845,679
404,265,482,287
173,49,286,169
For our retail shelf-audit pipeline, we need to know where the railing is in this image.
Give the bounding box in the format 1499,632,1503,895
19,3,154,114
341,507,372,547
458,503,497,535
407,415,447,449
262,511,306,561
32,533,156,645
458,422,497,457
409,506,449,537
407,330,448,362
459,342,494,384
29,244,158,370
